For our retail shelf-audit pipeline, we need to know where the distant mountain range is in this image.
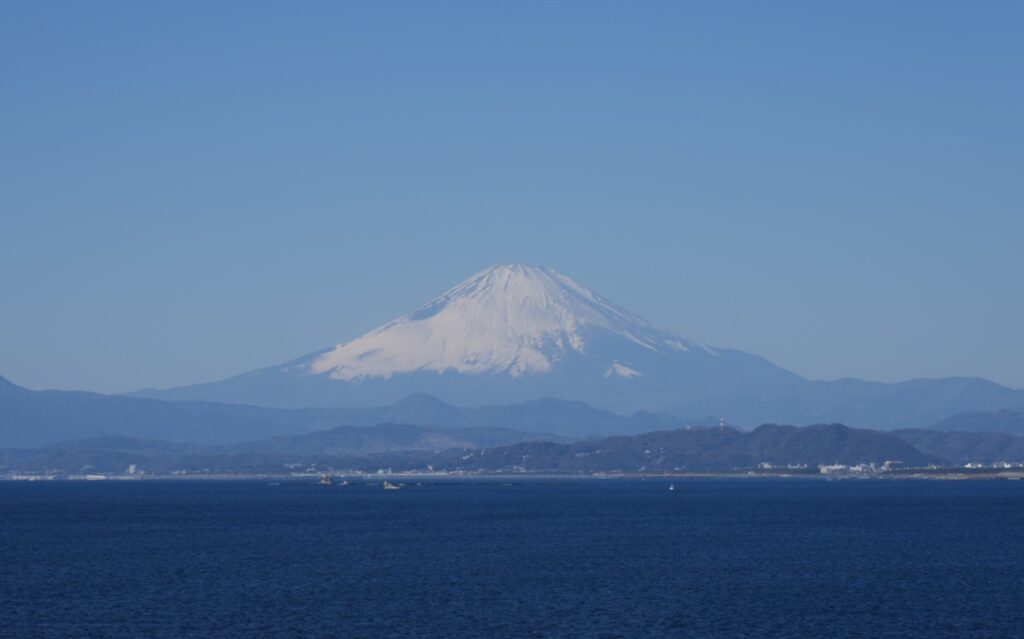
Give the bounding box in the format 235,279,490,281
892,429,1024,465
334,393,707,438
3,372,1024,452
0,422,567,475
7,370,1024,473
442,424,942,473
0,374,703,448
0,373,341,447
129,264,1024,429
927,409,1024,435
14,421,1022,475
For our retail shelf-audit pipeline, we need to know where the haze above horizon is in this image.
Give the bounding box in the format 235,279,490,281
2,2,1022,393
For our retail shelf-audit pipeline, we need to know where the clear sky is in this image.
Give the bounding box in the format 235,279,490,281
2,1,1022,393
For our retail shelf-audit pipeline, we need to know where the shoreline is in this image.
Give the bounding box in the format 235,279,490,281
4,470,1024,482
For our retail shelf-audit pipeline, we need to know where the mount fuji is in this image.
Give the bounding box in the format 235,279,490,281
137,264,1024,428
138,265,802,412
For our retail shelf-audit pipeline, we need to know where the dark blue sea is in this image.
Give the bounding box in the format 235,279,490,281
1,479,1022,638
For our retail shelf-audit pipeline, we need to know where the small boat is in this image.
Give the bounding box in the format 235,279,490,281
319,474,334,486
382,481,401,490
668,483,675,492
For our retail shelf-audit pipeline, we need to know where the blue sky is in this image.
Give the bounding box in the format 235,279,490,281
2,1,1022,393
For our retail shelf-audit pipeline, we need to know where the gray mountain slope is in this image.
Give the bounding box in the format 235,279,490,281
0,375,694,447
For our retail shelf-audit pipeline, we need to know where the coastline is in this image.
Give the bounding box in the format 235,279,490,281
4,470,1023,482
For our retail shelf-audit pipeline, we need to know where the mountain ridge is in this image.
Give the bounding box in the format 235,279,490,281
0,422,953,475
0,375,704,447
927,409,1024,435
123,264,806,409
131,264,1024,428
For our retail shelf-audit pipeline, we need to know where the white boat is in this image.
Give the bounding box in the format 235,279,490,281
382,481,401,490
668,483,675,492
319,474,334,486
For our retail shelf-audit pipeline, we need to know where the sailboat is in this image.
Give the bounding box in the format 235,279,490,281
318,474,334,486
382,480,401,490
668,483,675,492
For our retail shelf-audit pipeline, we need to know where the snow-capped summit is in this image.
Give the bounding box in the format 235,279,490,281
138,264,806,411
128,264,1024,428
310,264,703,381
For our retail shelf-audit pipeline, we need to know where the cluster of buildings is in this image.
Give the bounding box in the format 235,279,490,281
1,464,146,481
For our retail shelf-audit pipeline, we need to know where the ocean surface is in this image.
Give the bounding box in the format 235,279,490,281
1,478,1022,638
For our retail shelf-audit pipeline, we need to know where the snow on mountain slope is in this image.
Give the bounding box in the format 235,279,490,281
134,264,808,411
128,264,1024,424
310,264,705,381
